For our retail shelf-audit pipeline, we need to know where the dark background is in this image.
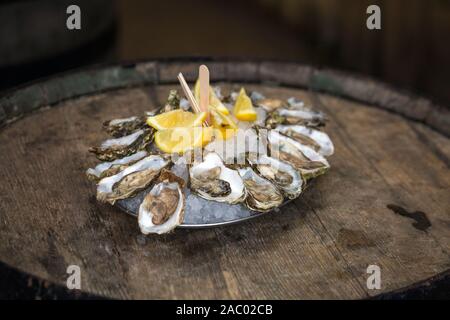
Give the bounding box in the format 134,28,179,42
0,0,449,107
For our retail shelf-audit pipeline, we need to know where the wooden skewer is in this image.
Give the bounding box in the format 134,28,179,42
199,65,210,122
177,72,210,126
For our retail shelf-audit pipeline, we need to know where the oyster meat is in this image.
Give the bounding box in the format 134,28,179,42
103,116,146,137
268,130,329,180
138,170,185,235
96,155,170,204
89,129,153,162
238,167,283,212
86,150,148,182
257,98,287,112
190,153,246,204
251,154,303,199
275,125,334,157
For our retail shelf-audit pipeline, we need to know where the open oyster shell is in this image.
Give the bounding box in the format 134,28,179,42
264,97,327,128
103,116,146,137
96,155,170,204
251,154,303,199
190,152,246,204
275,125,334,157
89,129,153,162
86,150,148,182
257,98,287,113
268,130,329,180
238,167,283,212
138,170,185,235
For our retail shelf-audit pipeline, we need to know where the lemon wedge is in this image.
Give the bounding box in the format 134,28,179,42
146,109,207,130
154,127,214,154
194,79,230,115
214,127,238,140
233,88,257,121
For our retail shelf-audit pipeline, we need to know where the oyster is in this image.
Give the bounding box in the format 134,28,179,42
238,167,283,212
96,155,170,204
89,129,153,162
162,89,182,113
251,154,303,199
103,116,146,137
190,153,246,204
282,108,325,126
250,91,265,102
138,170,185,235
257,99,287,112
275,125,334,157
86,150,148,182
265,98,327,128
268,130,330,180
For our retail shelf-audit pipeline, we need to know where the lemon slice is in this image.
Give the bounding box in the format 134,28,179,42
146,110,206,130
155,127,214,154
194,79,230,115
233,88,257,121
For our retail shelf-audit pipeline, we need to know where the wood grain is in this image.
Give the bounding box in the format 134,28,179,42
0,81,448,299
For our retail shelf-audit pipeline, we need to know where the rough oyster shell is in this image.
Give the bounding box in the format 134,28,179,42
138,170,185,235
86,150,148,182
264,98,327,128
275,125,334,157
268,130,330,180
162,89,182,113
96,155,170,204
103,116,146,137
238,167,283,212
251,154,303,199
89,129,153,162
190,153,246,204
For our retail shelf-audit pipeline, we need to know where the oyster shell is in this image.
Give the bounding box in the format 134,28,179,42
251,154,303,199
275,125,334,157
238,167,283,212
162,89,182,113
96,155,170,204
190,153,246,204
250,91,265,102
103,116,146,137
86,150,148,182
89,129,153,162
268,130,330,180
264,98,327,128
138,170,185,235
204,128,262,165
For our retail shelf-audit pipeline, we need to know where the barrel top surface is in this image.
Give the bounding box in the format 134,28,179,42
0,61,449,299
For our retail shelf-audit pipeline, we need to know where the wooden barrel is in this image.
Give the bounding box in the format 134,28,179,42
0,59,449,299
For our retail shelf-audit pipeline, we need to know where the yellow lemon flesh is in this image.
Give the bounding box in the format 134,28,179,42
233,88,257,121
146,109,207,130
210,109,238,129
194,79,230,115
154,127,213,154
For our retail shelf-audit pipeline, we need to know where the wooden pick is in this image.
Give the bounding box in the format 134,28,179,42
199,65,210,115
